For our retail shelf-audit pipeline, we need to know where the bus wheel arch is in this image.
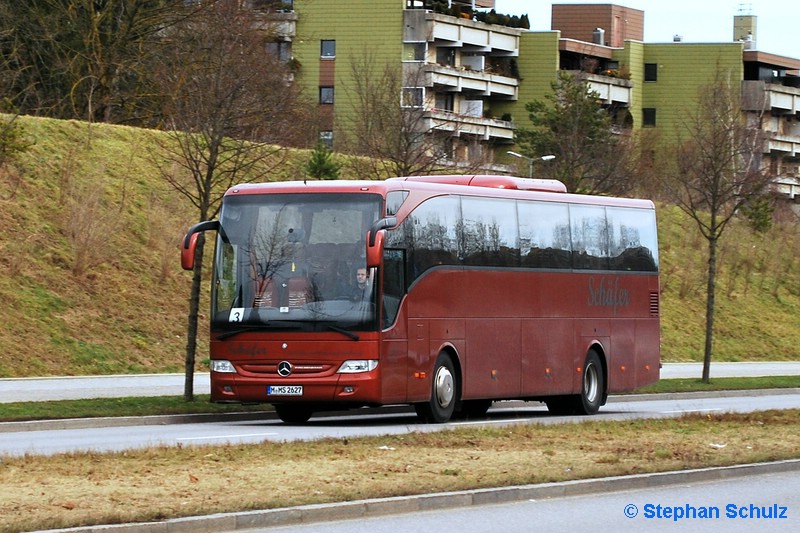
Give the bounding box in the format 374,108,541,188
414,348,460,423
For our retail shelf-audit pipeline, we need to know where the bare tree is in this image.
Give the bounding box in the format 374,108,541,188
342,54,487,178
150,0,307,400
2,0,175,123
662,70,774,383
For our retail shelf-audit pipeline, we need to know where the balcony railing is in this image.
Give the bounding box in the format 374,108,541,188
565,70,633,106
424,108,515,140
426,64,518,98
742,81,800,115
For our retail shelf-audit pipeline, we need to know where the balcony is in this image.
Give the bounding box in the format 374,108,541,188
426,64,518,98
765,132,800,157
251,4,297,40
404,10,521,55
424,109,515,141
566,70,633,106
742,81,800,115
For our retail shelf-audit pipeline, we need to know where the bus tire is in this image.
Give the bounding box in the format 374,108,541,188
576,350,604,415
414,352,457,423
274,404,313,424
455,399,493,420
545,350,604,416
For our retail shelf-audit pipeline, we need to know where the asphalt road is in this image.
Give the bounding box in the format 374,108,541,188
2,388,799,457
251,466,800,533
1,362,799,403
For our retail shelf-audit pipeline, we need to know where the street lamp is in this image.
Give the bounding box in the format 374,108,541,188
507,151,555,178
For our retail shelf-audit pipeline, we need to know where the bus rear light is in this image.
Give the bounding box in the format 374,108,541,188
211,360,237,373
337,360,378,374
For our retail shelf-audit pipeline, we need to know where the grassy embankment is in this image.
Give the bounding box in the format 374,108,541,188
1,115,797,378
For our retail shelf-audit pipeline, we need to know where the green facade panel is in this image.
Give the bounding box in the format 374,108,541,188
640,43,745,142
294,0,405,147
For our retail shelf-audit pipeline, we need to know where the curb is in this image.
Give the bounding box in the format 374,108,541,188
4,388,799,433
42,458,800,533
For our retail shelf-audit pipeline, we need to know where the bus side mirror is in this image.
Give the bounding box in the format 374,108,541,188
181,220,220,270
366,230,384,268
366,216,396,269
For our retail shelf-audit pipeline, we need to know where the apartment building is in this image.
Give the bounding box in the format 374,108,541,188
251,1,800,202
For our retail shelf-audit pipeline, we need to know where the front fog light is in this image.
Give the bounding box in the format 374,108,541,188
337,360,379,373
210,359,237,373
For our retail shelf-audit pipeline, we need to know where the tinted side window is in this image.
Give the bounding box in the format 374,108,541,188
570,205,609,270
606,207,659,271
460,197,519,267
406,196,460,282
518,201,572,268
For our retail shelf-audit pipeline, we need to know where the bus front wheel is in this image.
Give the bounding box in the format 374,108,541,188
274,404,313,424
414,352,457,423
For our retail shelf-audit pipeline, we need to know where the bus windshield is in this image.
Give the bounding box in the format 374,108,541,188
211,193,383,333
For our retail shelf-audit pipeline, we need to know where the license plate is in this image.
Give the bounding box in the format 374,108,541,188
267,385,303,396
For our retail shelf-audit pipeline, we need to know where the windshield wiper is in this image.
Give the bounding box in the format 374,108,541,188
325,324,360,341
215,322,301,340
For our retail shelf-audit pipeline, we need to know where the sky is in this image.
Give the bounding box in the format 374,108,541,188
493,1,800,59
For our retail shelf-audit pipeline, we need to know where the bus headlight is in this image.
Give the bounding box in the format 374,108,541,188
337,360,379,373
210,360,237,373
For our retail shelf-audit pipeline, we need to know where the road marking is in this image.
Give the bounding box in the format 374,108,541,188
176,432,279,442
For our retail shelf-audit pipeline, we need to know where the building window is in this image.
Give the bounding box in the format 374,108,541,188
401,87,424,108
644,63,658,82
320,87,334,104
319,131,334,148
642,108,657,127
321,40,336,59
403,42,426,61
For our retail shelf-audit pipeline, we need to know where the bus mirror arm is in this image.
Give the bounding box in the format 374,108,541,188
181,220,220,271
367,217,396,247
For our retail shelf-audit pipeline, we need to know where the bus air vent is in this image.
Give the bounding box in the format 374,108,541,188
649,292,660,317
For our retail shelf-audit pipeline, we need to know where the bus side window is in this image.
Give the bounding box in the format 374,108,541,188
382,248,405,328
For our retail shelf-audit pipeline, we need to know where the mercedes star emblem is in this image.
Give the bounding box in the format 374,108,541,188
277,361,292,377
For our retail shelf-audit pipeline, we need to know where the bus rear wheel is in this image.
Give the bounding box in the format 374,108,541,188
545,350,604,416
274,404,313,424
577,350,604,415
414,352,457,423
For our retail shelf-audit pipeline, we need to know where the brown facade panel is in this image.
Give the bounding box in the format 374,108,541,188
552,4,643,47
317,104,334,130
319,59,335,86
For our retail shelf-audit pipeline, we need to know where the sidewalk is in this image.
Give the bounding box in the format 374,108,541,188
1,362,799,403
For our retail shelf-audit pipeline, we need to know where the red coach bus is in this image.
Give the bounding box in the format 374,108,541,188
181,175,660,424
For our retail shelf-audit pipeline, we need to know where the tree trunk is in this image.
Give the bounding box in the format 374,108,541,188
184,234,206,401
702,235,717,383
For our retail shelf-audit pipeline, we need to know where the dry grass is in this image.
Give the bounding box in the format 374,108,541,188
2,410,799,532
